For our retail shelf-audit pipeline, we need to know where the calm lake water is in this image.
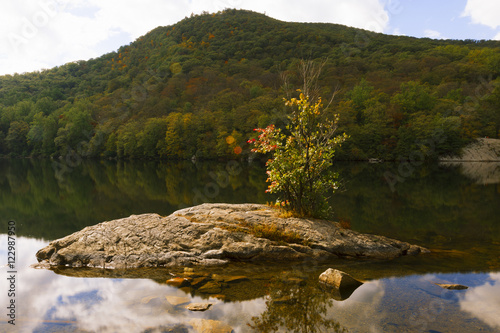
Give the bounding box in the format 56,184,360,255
0,158,499,332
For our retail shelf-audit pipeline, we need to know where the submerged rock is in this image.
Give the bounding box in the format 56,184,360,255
165,296,190,306
189,319,233,333
198,280,222,294
185,303,213,311
36,203,428,269
143,324,189,333
166,277,191,288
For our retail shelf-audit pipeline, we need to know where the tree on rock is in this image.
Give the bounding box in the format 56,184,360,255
250,91,348,219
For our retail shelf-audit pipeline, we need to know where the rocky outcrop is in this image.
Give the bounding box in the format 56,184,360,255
440,138,500,162
440,138,500,185
36,203,428,269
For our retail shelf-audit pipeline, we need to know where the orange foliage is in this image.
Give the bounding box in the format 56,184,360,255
185,77,208,97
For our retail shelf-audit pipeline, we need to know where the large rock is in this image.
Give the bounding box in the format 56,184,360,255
36,203,428,269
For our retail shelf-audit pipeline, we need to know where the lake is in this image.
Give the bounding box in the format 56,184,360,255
0,158,499,332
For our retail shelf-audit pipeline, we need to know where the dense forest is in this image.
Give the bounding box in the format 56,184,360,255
0,9,499,161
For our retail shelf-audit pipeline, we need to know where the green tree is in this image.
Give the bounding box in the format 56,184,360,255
160,112,195,159
391,81,437,115
42,115,58,155
478,81,500,138
54,101,94,156
137,117,168,158
0,131,5,154
34,96,58,115
116,121,141,158
27,112,45,154
347,78,374,125
6,121,30,155
250,93,348,218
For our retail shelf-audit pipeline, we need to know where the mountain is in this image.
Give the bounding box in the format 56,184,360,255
0,9,499,161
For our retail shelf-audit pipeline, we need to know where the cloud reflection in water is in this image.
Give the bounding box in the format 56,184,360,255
1,236,267,332
460,273,500,330
2,236,500,332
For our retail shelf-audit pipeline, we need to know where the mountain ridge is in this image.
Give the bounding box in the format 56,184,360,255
0,9,499,160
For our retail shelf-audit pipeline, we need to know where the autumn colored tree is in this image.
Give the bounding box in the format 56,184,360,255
250,92,348,218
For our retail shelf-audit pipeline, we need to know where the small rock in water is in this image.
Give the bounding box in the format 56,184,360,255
198,280,222,294
319,268,363,289
219,275,249,283
189,319,233,333
286,277,306,286
166,296,191,306
166,277,191,288
319,268,363,301
143,324,190,333
141,295,159,304
185,303,213,311
434,283,468,290
191,276,210,288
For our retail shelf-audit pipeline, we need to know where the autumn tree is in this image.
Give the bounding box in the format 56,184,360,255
250,91,347,218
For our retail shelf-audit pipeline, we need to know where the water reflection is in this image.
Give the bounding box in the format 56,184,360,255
331,162,500,272
2,236,500,332
440,161,500,185
0,159,268,240
1,159,499,331
0,236,268,332
249,272,347,333
460,273,500,330
323,273,500,332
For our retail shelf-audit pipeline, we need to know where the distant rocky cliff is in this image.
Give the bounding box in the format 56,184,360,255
441,138,500,162
440,138,500,185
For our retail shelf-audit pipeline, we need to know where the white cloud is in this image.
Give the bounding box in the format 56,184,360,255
0,0,389,75
234,0,389,33
392,27,404,36
424,29,445,39
462,0,500,29
494,32,500,40
0,0,191,75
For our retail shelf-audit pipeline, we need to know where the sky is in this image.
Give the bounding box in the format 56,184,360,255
0,0,499,76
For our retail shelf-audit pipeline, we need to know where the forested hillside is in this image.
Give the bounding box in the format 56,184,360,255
1,9,499,161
